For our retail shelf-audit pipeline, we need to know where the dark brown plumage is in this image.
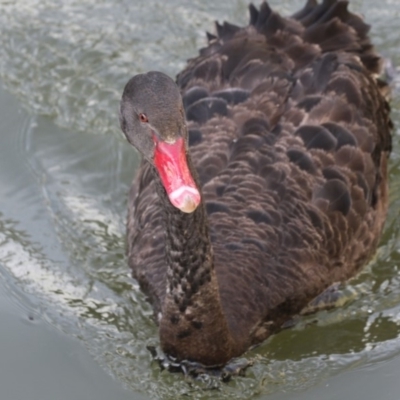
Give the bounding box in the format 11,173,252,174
120,0,392,367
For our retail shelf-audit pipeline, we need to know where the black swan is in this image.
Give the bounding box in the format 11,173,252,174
119,0,392,367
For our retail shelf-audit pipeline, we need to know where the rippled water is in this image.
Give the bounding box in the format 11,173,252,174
1,0,400,399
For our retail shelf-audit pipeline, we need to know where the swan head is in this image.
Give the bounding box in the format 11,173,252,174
119,71,201,213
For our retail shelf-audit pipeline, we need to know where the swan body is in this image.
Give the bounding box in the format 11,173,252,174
119,0,392,366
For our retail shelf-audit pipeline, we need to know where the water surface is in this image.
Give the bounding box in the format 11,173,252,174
1,0,400,399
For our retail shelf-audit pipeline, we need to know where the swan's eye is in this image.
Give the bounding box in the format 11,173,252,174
139,113,148,123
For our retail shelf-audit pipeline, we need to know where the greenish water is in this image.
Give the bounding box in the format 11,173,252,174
0,1,400,399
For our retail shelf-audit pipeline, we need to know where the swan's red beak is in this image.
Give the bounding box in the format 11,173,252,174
153,137,201,213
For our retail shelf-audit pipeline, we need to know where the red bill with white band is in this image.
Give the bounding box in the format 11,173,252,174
153,137,201,213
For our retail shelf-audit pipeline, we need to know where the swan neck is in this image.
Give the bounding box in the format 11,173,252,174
153,155,238,365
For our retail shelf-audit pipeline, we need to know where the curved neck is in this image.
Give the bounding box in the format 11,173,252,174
152,156,239,365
